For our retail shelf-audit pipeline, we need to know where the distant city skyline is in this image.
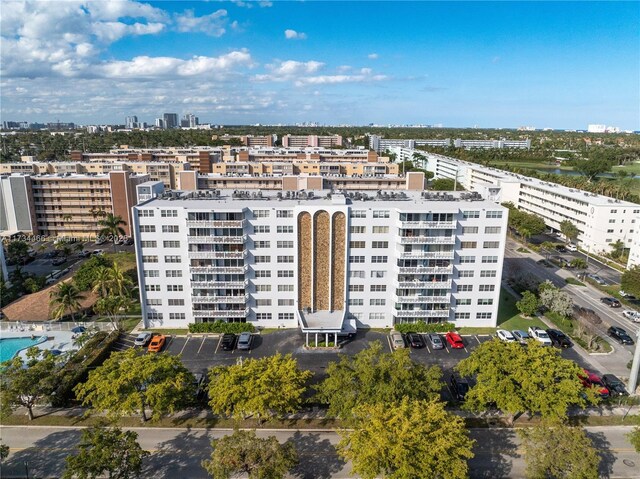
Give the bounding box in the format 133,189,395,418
1,1,638,130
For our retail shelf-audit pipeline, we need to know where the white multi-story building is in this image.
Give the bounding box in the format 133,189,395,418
133,189,507,340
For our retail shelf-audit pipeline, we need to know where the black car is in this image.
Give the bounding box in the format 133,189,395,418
449,375,469,401
546,329,571,348
220,333,236,351
601,374,628,396
607,326,634,345
406,332,425,349
43,251,59,259
601,297,621,308
555,245,568,253
51,257,66,266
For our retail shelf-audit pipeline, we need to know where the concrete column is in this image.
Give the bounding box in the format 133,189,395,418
315,333,318,347
305,332,309,347
325,333,329,345
335,332,338,346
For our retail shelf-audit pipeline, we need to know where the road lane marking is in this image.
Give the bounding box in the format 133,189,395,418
179,337,190,355
197,336,207,355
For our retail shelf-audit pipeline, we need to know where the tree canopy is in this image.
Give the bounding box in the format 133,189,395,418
207,353,312,421
74,255,113,291
502,202,546,242
621,266,640,297
516,291,539,317
574,157,612,182
49,282,86,321
337,398,474,479
431,178,457,191
315,341,443,421
74,348,195,422
560,220,580,243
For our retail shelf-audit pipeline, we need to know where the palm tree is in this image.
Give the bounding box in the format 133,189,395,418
91,266,112,298
97,213,126,251
107,262,133,298
50,282,86,321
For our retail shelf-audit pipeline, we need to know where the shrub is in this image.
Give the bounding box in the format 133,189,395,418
394,322,455,334
73,255,113,291
188,321,256,334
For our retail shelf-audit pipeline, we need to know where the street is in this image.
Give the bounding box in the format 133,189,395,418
1,425,638,478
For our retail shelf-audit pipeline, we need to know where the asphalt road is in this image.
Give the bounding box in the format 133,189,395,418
1,425,638,478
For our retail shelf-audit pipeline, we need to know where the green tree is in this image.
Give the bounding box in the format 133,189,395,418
202,429,298,479
574,157,612,182
74,255,113,291
92,266,112,298
0,441,8,462
63,426,149,479
0,348,60,420
518,422,600,479
570,258,587,269
74,348,195,422
94,295,132,330
539,287,574,318
609,239,626,260
456,340,598,421
98,213,127,251
105,262,134,298
560,220,580,244
431,178,456,190
627,427,640,453
23,275,45,294
337,398,474,479
208,353,312,421
621,266,640,297
315,341,443,421
49,282,86,321
6,240,30,265
516,290,539,317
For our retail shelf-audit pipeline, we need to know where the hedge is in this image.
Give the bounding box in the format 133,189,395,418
188,321,256,334
394,321,456,334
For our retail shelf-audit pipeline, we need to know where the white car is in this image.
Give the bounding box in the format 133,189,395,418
622,310,640,322
566,244,577,252
528,326,553,346
390,331,406,350
496,329,516,342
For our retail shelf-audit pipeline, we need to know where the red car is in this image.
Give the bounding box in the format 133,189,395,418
445,331,465,349
578,369,610,398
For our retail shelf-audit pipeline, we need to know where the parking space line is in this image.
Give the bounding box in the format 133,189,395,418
474,335,481,344
386,335,394,353
165,336,175,350
463,344,469,353
179,337,190,355
444,344,450,354
214,336,222,354
197,336,207,354
425,344,431,354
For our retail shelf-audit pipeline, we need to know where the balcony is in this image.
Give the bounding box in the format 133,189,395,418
190,266,247,275
399,220,456,229
394,310,450,318
398,266,454,275
188,251,246,260
192,308,249,318
399,251,455,260
395,295,451,304
191,280,247,289
187,235,246,244
396,280,452,289
191,295,247,304
186,219,245,228
399,236,455,245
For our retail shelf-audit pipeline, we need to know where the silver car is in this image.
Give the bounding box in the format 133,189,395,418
237,332,253,350
427,333,444,350
511,330,530,344
134,332,152,347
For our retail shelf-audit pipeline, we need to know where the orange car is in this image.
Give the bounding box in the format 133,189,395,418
147,334,166,352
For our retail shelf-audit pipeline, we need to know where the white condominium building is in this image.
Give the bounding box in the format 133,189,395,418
133,189,507,336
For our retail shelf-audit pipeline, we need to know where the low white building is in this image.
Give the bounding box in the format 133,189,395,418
133,189,508,336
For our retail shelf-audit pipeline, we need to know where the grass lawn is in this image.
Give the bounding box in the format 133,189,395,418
496,288,547,331
615,162,640,175
94,316,141,333
145,328,190,336
565,277,586,286
104,251,136,271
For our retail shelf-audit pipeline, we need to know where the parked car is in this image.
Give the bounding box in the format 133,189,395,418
237,332,253,350
427,333,444,350
43,251,59,259
622,310,640,322
566,244,577,252
79,250,91,258
123,237,134,246
528,326,552,346
579,370,610,398
600,297,621,308
193,373,207,400
337,329,356,340
555,245,568,253
45,270,63,285
511,330,530,344
546,329,571,348
537,259,554,268
134,332,153,347
445,331,464,349
51,257,66,266
92,249,104,255
619,290,637,300
390,331,406,350
449,375,470,401
607,326,634,345
587,274,606,285
220,333,236,351
601,374,628,396
496,329,516,342
406,332,425,349
552,256,571,268
147,334,166,352
94,236,107,245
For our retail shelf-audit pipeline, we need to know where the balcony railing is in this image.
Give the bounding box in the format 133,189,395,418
398,266,454,275
192,308,249,318
190,266,247,274
395,295,451,304
187,235,246,244
188,251,246,260
393,310,450,318
186,220,245,228
191,295,247,304
399,236,455,245
191,280,248,289
399,251,455,260
399,221,456,229
396,280,452,289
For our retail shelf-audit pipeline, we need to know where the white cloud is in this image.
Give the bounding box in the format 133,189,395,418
175,9,228,37
284,29,307,40
368,53,379,59
228,0,272,8
294,73,388,87
337,65,352,73
254,60,324,82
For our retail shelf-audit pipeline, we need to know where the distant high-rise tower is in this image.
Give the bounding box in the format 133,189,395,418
163,113,178,129
183,113,199,128
155,118,165,129
125,116,138,129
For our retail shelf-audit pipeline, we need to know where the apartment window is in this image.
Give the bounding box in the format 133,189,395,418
140,225,156,233
256,284,272,292
371,256,388,263
479,285,496,292
164,255,181,263
350,226,366,234
254,241,270,249
277,241,294,248
140,241,157,248
163,241,180,248
456,298,472,306
349,299,364,306
607,229,614,233
609,219,615,223
278,285,294,292
256,313,272,320
350,270,365,278
142,255,158,263
458,285,473,292
369,313,385,320
254,270,271,278
256,299,272,306
371,270,386,278
461,226,478,234
144,270,159,277
611,209,618,214
138,210,154,217
349,285,365,292
483,241,500,249
455,312,471,319
349,256,365,263
476,312,492,319
166,270,182,278
277,255,294,263
350,210,367,218
254,256,271,263
255,225,270,233
372,241,389,249
460,241,477,249
279,313,295,320
606,238,613,242
278,299,295,306
161,210,178,217
146,299,162,306
482,256,498,263
254,210,270,218
370,299,386,306
169,313,186,320
350,241,366,249
162,225,179,233
463,211,480,219
477,299,494,305
458,270,474,278
168,299,185,306
147,312,163,320
350,312,364,320
277,226,294,234
485,226,501,234
459,256,476,264
277,270,294,278
373,210,390,218
370,285,387,292
480,270,497,278
145,284,161,292
372,226,389,234
486,211,503,219
276,210,294,218
167,285,183,291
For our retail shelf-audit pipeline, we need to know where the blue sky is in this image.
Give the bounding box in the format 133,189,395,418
1,1,638,129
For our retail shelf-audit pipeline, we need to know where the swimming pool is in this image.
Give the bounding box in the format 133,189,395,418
0,336,47,363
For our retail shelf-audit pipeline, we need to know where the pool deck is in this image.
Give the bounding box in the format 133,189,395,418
0,330,77,361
